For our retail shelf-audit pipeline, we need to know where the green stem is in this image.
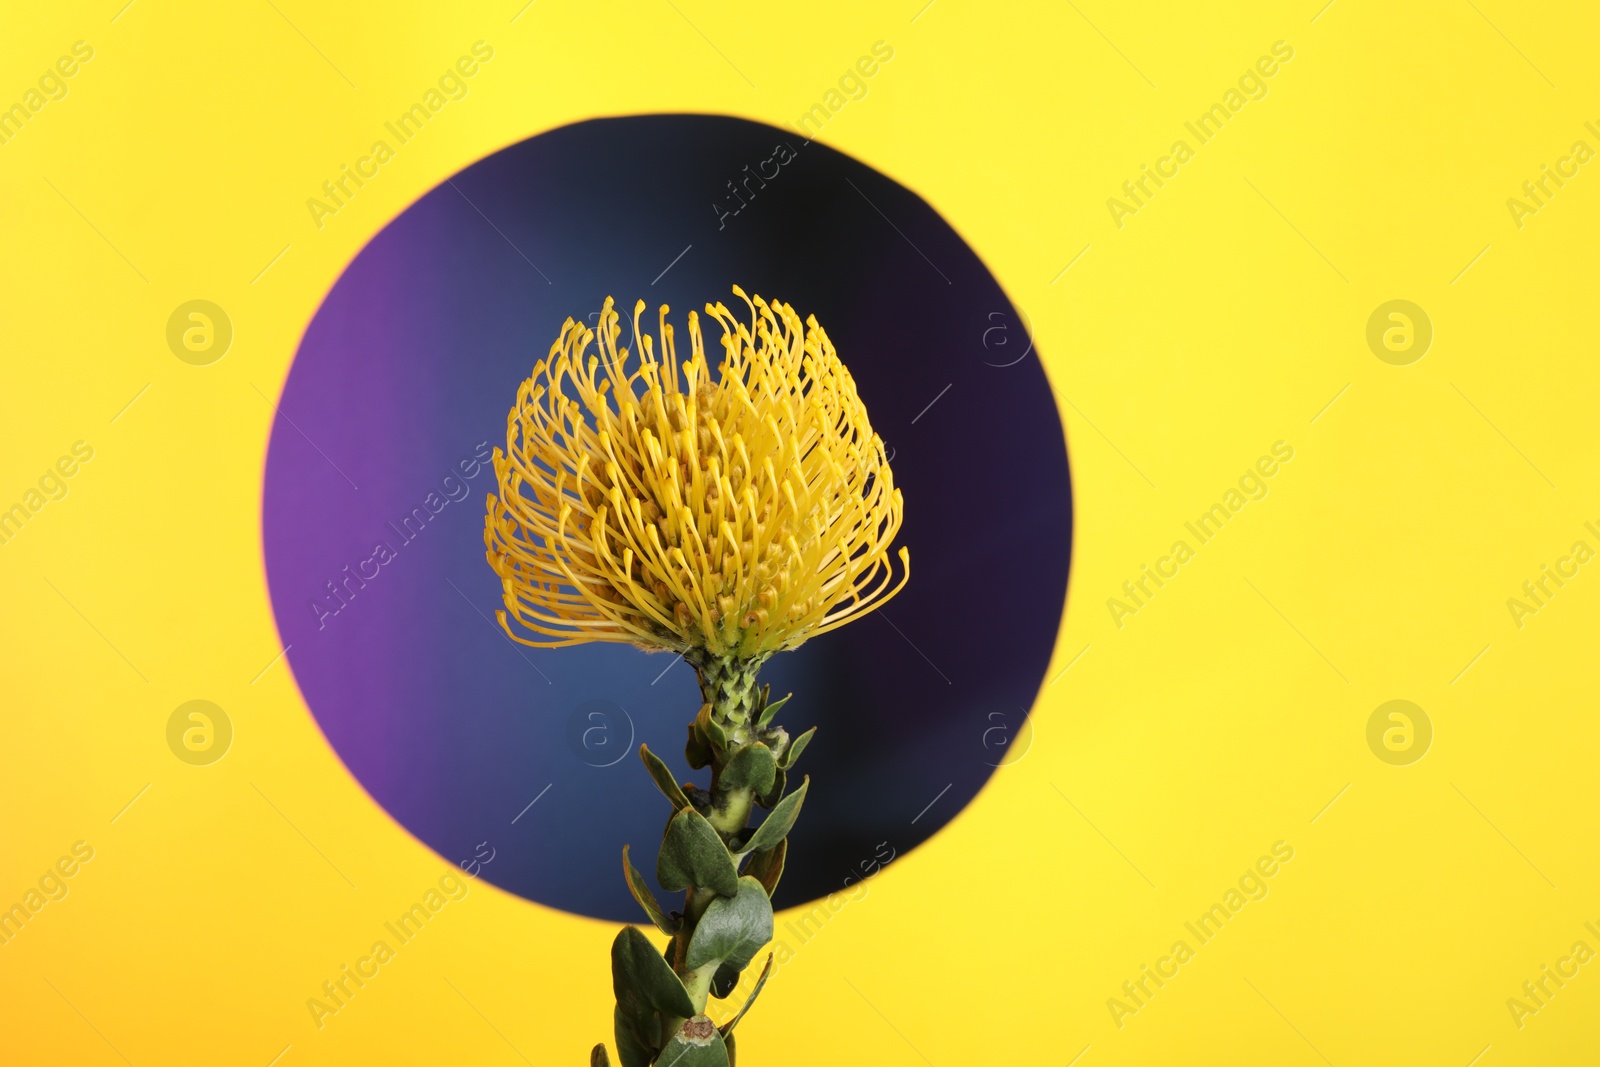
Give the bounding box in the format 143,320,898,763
611,651,797,1064
708,786,754,837
681,961,719,1011
671,654,770,1012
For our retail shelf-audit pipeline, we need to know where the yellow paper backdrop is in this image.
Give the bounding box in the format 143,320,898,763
1,0,1596,1063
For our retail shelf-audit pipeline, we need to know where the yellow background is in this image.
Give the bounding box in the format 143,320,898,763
2,0,1597,1063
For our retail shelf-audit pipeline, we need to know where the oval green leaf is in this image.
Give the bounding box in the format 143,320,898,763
622,844,679,936
612,1004,654,1067
738,776,808,858
756,692,791,728
611,925,695,1021
720,742,777,795
685,877,774,973
657,807,740,898
639,744,691,811
778,727,815,770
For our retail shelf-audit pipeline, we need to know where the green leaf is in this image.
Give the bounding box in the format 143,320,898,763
756,692,791,728
720,743,777,795
686,877,774,973
756,767,785,810
622,844,679,936
719,953,773,1037
743,839,786,898
739,777,808,857
778,726,815,769
657,808,740,897
725,1029,737,1067
661,1017,730,1067
696,702,728,749
613,1005,653,1067
639,744,691,811
591,1044,612,1067
611,925,695,1021
686,722,712,770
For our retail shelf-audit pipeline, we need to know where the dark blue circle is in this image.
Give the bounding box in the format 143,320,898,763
263,114,1072,920
566,700,635,768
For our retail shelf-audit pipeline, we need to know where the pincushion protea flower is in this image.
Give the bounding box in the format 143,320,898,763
486,288,906,651
482,289,908,1067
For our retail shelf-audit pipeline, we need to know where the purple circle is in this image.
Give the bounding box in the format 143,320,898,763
263,115,1072,920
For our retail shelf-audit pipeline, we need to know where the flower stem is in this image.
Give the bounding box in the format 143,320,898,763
708,787,754,837
605,658,805,1065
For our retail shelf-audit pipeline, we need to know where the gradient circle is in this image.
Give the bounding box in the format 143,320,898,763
263,114,1072,920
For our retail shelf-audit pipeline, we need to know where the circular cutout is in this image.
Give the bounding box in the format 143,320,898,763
262,114,1072,921
1366,699,1431,765
166,300,232,365
166,700,232,765
1366,299,1431,366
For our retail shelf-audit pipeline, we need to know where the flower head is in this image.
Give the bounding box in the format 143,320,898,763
485,287,907,658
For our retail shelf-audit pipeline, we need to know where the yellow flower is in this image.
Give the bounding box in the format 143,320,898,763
485,287,908,662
